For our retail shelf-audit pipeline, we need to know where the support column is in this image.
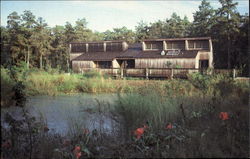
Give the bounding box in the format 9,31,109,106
142,42,146,51
145,68,149,79
104,42,106,52
171,68,174,79
86,43,89,52
120,68,123,79
185,40,188,50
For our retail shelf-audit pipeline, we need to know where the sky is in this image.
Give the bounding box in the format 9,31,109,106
1,0,249,32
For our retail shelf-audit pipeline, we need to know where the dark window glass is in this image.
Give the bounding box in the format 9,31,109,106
167,42,172,49
188,41,194,48
97,61,112,68
71,43,86,53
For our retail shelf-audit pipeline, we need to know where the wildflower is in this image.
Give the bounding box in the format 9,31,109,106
166,123,173,129
75,146,81,151
219,112,229,120
73,146,82,159
134,128,145,139
75,152,82,159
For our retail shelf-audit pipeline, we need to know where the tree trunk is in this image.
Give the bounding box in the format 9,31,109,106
67,59,69,73
227,12,231,69
40,54,43,69
27,46,30,69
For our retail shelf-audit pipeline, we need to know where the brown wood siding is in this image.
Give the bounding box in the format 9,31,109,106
70,53,83,61
199,52,209,60
72,61,95,72
135,58,196,68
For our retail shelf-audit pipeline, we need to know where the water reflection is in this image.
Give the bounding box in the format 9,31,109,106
2,94,119,136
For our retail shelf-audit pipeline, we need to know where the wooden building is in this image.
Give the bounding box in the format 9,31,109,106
70,37,213,73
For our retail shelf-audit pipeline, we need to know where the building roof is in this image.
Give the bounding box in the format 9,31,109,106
73,51,124,61
70,40,125,44
72,43,199,61
117,43,198,59
142,37,211,42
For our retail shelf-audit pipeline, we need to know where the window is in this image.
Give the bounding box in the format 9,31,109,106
88,43,104,52
71,43,86,53
196,41,202,48
145,41,163,50
166,41,185,50
106,42,123,51
96,61,112,68
188,40,209,50
188,41,194,49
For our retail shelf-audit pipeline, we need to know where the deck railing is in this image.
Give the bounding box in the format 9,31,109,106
78,68,240,79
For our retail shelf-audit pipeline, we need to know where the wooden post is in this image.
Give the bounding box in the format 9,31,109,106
121,68,123,79
145,68,149,79
233,69,236,79
171,68,174,79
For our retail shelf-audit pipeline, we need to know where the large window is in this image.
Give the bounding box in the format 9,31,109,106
106,42,123,51
88,43,104,52
188,40,209,50
71,43,86,53
145,41,163,50
96,61,112,68
166,41,185,50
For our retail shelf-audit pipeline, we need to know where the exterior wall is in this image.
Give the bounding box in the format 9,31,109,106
70,53,83,61
209,39,214,68
196,51,213,68
72,61,96,72
112,59,120,68
135,58,196,69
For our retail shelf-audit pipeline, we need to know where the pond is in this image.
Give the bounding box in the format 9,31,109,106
1,94,120,136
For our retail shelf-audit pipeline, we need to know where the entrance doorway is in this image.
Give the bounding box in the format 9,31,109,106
199,60,209,69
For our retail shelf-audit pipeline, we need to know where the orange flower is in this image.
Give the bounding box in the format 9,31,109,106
75,152,82,159
134,127,146,139
219,112,229,120
166,123,173,129
75,146,81,151
73,146,81,159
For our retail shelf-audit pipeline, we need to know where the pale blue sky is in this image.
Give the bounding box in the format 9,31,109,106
1,0,249,32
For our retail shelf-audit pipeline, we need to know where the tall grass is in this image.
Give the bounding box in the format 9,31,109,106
113,73,249,157
1,67,16,107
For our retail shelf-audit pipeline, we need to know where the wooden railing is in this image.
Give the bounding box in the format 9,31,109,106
78,68,240,79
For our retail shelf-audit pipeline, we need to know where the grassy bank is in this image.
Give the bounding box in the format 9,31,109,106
1,66,249,107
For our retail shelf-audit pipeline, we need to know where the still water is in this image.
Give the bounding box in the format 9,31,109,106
1,94,120,135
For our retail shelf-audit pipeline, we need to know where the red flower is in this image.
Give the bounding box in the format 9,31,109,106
166,123,173,129
75,146,81,151
75,152,82,159
73,146,82,159
134,126,147,139
219,112,229,120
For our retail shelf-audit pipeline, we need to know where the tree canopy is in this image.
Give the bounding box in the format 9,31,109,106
1,0,249,75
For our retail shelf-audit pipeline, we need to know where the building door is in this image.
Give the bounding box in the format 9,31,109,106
199,60,209,69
